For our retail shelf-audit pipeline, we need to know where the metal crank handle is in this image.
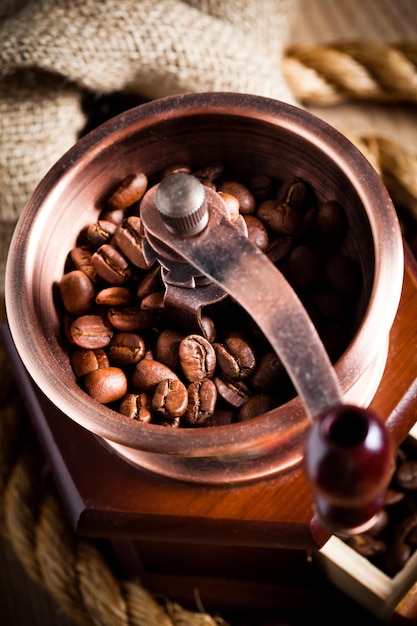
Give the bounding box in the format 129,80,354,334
140,173,393,535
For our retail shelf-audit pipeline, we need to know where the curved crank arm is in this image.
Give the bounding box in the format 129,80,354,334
140,174,393,535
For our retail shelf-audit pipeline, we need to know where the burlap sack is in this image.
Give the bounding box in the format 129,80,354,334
0,0,297,302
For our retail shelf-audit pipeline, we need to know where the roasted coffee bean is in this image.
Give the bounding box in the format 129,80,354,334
384,488,405,506
214,335,256,380
96,286,136,307
237,394,276,421
316,200,348,248
247,174,276,200
161,164,191,178
84,366,128,404
71,347,109,377
107,306,158,332
70,314,113,349
156,328,184,371
152,378,188,418
345,534,386,557
113,216,149,269
309,288,347,320
218,191,240,223
193,162,223,182
204,410,235,427
265,236,293,264
136,265,162,299
257,200,301,236
119,392,152,422
92,244,132,285
59,270,96,316
214,375,250,408
286,244,320,292
323,253,361,294
107,172,148,209
276,177,314,213
394,512,417,543
200,178,216,191
86,219,117,245
383,542,412,576
156,415,181,428
243,214,269,250
218,180,255,215
395,460,417,490
141,291,164,312
69,246,98,283
405,526,417,548
250,351,286,393
184,379,217,426
200,316,216,343
99,206,126,225
179,334,216,382
133,358,178,394
108,332,146,366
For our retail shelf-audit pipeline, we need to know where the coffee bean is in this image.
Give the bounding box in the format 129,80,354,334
383,542,411,576
286,244,320,292
95,286,136,307
396,460,417,490
108,332,146,366
86,219,117,245
316,200,348,248
346,534,386,558
218,180,255,215
119,392,152,422
214,375,250,408
59,270,96,316
92,244,132,285
69,247,98,283
218,191,240,223
214,335,256,380
237,394,276,421
152,378,188,419
156,328,184,371
323,253,361,294
276,177,315,214
179,334,216,383
107,306,158,332
113,216,149,269
133,358,178,394
107,172,148,210
71,347,109,377
257,200,301,236
243,214,269,250
193,162,223,182
184,379,217,426
70,314,113,349
250,352,286,393
84,367,128,404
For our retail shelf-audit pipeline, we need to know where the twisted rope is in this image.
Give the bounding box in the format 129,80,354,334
0,354,228,626
284,41,417,105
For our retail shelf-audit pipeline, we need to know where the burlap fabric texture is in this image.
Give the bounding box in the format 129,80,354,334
0,0,296,301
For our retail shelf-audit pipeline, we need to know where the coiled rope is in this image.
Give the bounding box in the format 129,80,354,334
284,42,417,105
1,40,417,626
0,365,228,626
